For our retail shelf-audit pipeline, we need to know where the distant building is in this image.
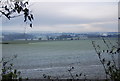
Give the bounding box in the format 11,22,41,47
78,35,88,39
102,33,108,37
15,39,26,40
72,37,79,40
37,36,48,40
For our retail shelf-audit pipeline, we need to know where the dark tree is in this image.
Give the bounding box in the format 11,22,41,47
0,0,34,27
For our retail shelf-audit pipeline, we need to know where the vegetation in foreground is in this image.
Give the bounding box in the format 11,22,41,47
1,55,22,81
1,37,120,81
92,37,120,81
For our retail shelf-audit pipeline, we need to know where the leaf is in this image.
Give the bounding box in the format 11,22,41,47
43,74,46,78
17,6,23,13
24,2,28,5
3,62,7,66
12,9,16,12
28,16,31,21
18,71,21,75
117,48,120,53
24,8,29,15
109,51,113,54
106,71,109,74
102,50,105,53
79,73,82,76
24,15,27,22
71,67,74,69
5,6,9,11
68,69,71,72
31,14,34,20
30,24,32,28
10,63,13,66
102,58,105,63
108,67,112,72
106,50,109,53
76,74,78,77
14,69,17,74
15,2,19,10
107,61,111,66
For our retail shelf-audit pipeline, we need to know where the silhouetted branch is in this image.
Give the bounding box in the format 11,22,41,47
0,0,34,27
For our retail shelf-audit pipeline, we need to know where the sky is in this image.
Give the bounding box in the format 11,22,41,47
1,0,119,33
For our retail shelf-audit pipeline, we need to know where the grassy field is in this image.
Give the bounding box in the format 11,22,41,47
1,37,118,44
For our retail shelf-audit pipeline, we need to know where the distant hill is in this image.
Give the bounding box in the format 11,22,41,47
1,31,118,41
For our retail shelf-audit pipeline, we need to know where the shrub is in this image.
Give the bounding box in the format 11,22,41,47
92,37,120,81
1,55,22,81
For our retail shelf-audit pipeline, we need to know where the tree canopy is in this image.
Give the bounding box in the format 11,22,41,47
0,0,33,27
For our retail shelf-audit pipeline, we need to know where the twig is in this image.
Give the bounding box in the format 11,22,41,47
92,41,108,79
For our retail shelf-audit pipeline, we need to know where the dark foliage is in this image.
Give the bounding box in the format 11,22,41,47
0,0,34,27
1,55,22,81
92,37,120,81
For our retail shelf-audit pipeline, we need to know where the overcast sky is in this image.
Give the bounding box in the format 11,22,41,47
2,0,118,33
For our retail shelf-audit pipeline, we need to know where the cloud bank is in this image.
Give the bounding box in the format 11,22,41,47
2,2,118,33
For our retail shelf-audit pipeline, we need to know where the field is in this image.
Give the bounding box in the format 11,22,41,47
2,37,118,79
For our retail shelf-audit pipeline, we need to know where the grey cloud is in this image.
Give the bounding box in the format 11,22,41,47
2,2,118,32
31,2,117,26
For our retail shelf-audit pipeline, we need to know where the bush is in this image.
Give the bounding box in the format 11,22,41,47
1,55,22,81
92,37,120,81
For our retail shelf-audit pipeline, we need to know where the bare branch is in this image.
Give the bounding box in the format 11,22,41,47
10,13,23,18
